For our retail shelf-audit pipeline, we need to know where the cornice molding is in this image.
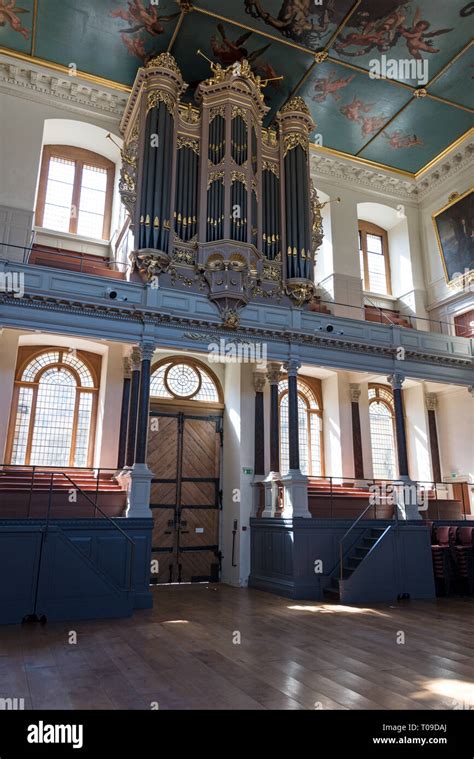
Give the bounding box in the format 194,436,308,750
0,56,129,121
0,292,471,370
310,136,474,202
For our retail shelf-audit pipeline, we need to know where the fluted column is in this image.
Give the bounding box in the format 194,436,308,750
252,371,266,517
125,342,155,519
387,374,409,479
262,363,282,518
268,363,282,474
426,393,441,484
117,358,132,470
135,342,155,465
125,348,141,468
253,372,266,476
281,359,310,518
350,384,364,480
286,360,301,472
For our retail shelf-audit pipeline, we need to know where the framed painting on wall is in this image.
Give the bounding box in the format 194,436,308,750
432,189,473,283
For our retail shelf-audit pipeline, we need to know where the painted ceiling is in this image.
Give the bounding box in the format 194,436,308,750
1,0,472,174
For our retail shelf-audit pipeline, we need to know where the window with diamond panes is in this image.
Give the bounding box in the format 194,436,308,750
279,378,323,477
9,350,98,467
368,385,397,480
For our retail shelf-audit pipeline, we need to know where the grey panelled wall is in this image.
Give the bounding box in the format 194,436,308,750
0,518,152,625
249,518,436,603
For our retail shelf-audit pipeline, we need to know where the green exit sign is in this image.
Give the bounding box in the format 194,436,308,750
242,467,253,476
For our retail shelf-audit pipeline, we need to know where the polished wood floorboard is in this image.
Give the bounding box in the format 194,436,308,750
0,585,473,710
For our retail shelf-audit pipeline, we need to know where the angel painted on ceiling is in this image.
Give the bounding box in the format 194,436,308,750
0,0,30,40
210,23,271,66
244,0,339,45
112,0,180,58
312,71,356,103
383,129,423,148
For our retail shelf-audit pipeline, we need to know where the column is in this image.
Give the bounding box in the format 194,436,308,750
125,347,141,468
252,371,266,516
253,372,266,476
281,360,311,519
134,342,154,464
426,394,441,483
350,383,364,480
262,363,282,518
126,341,155,519
388,373,420,520
117,358,132,469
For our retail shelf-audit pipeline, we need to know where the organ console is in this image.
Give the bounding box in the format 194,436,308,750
119,52,324,328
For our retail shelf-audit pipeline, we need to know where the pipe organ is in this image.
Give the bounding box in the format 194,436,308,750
120,53,323,328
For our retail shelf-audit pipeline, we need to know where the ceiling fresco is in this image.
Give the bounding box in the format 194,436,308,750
0,0,472,174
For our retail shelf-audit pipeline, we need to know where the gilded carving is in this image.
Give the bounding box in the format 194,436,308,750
147,90,175,115
284,132,309,157
177,135,200,154
146,53,181,76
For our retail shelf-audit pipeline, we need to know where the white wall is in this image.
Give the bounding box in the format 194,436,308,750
404,384,432,483
0,329,20,462
436,387,474,481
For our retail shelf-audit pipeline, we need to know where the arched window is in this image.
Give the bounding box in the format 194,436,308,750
35,146,115,240
150,359,222,404
279,378,323,477
8,350,98,467
368,385,397,479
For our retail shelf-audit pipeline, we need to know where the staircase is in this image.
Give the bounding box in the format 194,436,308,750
0,468,127,519
324,525,389,602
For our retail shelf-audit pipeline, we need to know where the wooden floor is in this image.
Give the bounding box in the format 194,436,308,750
1,585,474,710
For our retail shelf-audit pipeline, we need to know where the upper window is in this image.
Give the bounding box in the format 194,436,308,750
8,349,99,468
36,146,115,240
359,221,392,296
279,377,323,477
150,360,222,404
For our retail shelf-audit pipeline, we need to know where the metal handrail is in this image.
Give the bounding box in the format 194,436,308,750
55,471,135,592
0,465,134,591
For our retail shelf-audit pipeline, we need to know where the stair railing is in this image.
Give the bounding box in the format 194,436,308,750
56,472,135,592
339,503,377,582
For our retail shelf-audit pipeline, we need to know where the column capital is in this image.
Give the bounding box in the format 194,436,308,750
283,359,301,377
349,383,361,403
123,357,132,379
253,372,266,394
387,373,405,391
425,393,438,411
130,347,142,372
139,341,156,362
267,362,283,385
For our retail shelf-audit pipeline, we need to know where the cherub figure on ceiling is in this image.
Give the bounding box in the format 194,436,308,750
210,23,271,66
244,0,338,45
0,0,30,39
112,0,180,58
312,71,356,103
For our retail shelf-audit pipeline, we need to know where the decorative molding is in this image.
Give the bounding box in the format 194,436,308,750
310,137,474,202
387,373,405,390
253,372,266,394
130,347,142,372
0,56,128,120
350,384,361,403
425,393,438,411
267,363,283,385
283,359,301,377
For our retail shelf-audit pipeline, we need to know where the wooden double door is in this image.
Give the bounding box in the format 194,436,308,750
148,410,223,584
